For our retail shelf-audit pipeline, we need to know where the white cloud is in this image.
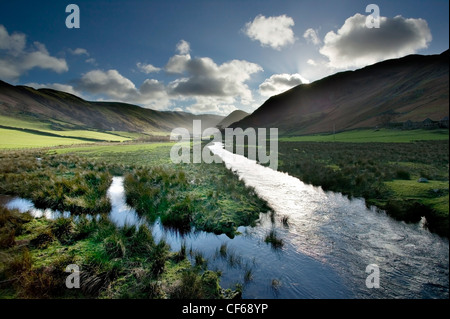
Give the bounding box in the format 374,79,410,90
70,48,89,56
243,14,296,50
303,28,321,45
85,58,97,65
0,25,26,56
259,73,308,97
176,40,191,55
165,54,191,74
307,59,317,66
75,69,170,110
0,25,68,81
185,97,238,116
25,82,82,97
166,53,262,107
163,41,263,114
30,40,263,115
76,69,137,100
136,62,161,74
319,14,432,69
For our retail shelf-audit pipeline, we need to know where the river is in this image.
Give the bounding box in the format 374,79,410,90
4,142,449,298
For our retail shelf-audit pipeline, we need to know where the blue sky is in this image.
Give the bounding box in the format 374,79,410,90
0,0,448,115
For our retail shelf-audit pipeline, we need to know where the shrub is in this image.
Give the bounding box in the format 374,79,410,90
396,169,411,180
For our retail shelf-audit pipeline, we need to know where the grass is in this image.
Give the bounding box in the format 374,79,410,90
279,128,449,143
0,151,115,214
0,206,234,299
0,115,131,143
0,128,95,149
277,139,449,237
264,229,284,249
0,136,271,298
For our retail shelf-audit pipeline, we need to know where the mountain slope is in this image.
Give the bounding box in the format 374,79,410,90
231,50,449,135
0,81,224,134
216,110,249,128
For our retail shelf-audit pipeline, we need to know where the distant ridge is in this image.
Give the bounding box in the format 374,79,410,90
0,80,224,133
216,110,249,128
231,50,449,135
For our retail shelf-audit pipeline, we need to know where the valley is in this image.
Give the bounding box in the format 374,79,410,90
0,50,448,300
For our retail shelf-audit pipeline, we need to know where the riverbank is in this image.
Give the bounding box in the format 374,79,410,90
0,205,240,299
0,143,269,299
277,140,449,237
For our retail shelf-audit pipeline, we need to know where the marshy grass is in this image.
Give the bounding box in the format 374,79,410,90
280,215,290,228
277,140,449,237
244,267,253,283
264,229,284,249
0,205,237,299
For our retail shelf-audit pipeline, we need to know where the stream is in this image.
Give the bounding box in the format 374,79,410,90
3,142,449,299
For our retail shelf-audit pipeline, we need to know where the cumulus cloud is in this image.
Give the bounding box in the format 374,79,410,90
243,14,296,50
26,40,263,114
0,25,68,81
76,69,137,100
303,28,321,45
167,55,262,106
163,40,264,113
0,25,26,56
74,69,170,109
185,97,238,116
136,62,161,74
176,40,191,55
165,54,191,74
259,73,308,97
164,40,263,113
319,14,432,68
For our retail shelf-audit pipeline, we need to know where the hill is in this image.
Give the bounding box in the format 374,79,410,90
216,110,249,128
231,50,449,135
0,81,223,135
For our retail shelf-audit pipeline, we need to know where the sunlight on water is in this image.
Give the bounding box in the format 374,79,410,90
208,142,449,298
107,176,142,228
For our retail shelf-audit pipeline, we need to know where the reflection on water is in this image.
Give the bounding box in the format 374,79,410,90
6,197,71,219
107,176,142,228
207,142,449,299
3,144,449,299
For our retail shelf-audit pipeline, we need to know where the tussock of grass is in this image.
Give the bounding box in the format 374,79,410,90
0,206,237,299
264,230,284,249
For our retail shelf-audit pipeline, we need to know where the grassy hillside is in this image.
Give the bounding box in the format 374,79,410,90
232,51,449,135
0,80,224,135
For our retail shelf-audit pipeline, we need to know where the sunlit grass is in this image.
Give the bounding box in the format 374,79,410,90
0,128,94,149
279,129,449,143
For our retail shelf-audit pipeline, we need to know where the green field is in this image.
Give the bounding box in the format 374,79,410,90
0,115,131,145
279,128,449,143
0,128,95,149
385,179,449,218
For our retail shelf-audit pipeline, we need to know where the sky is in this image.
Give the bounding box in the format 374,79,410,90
0,0,448,115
